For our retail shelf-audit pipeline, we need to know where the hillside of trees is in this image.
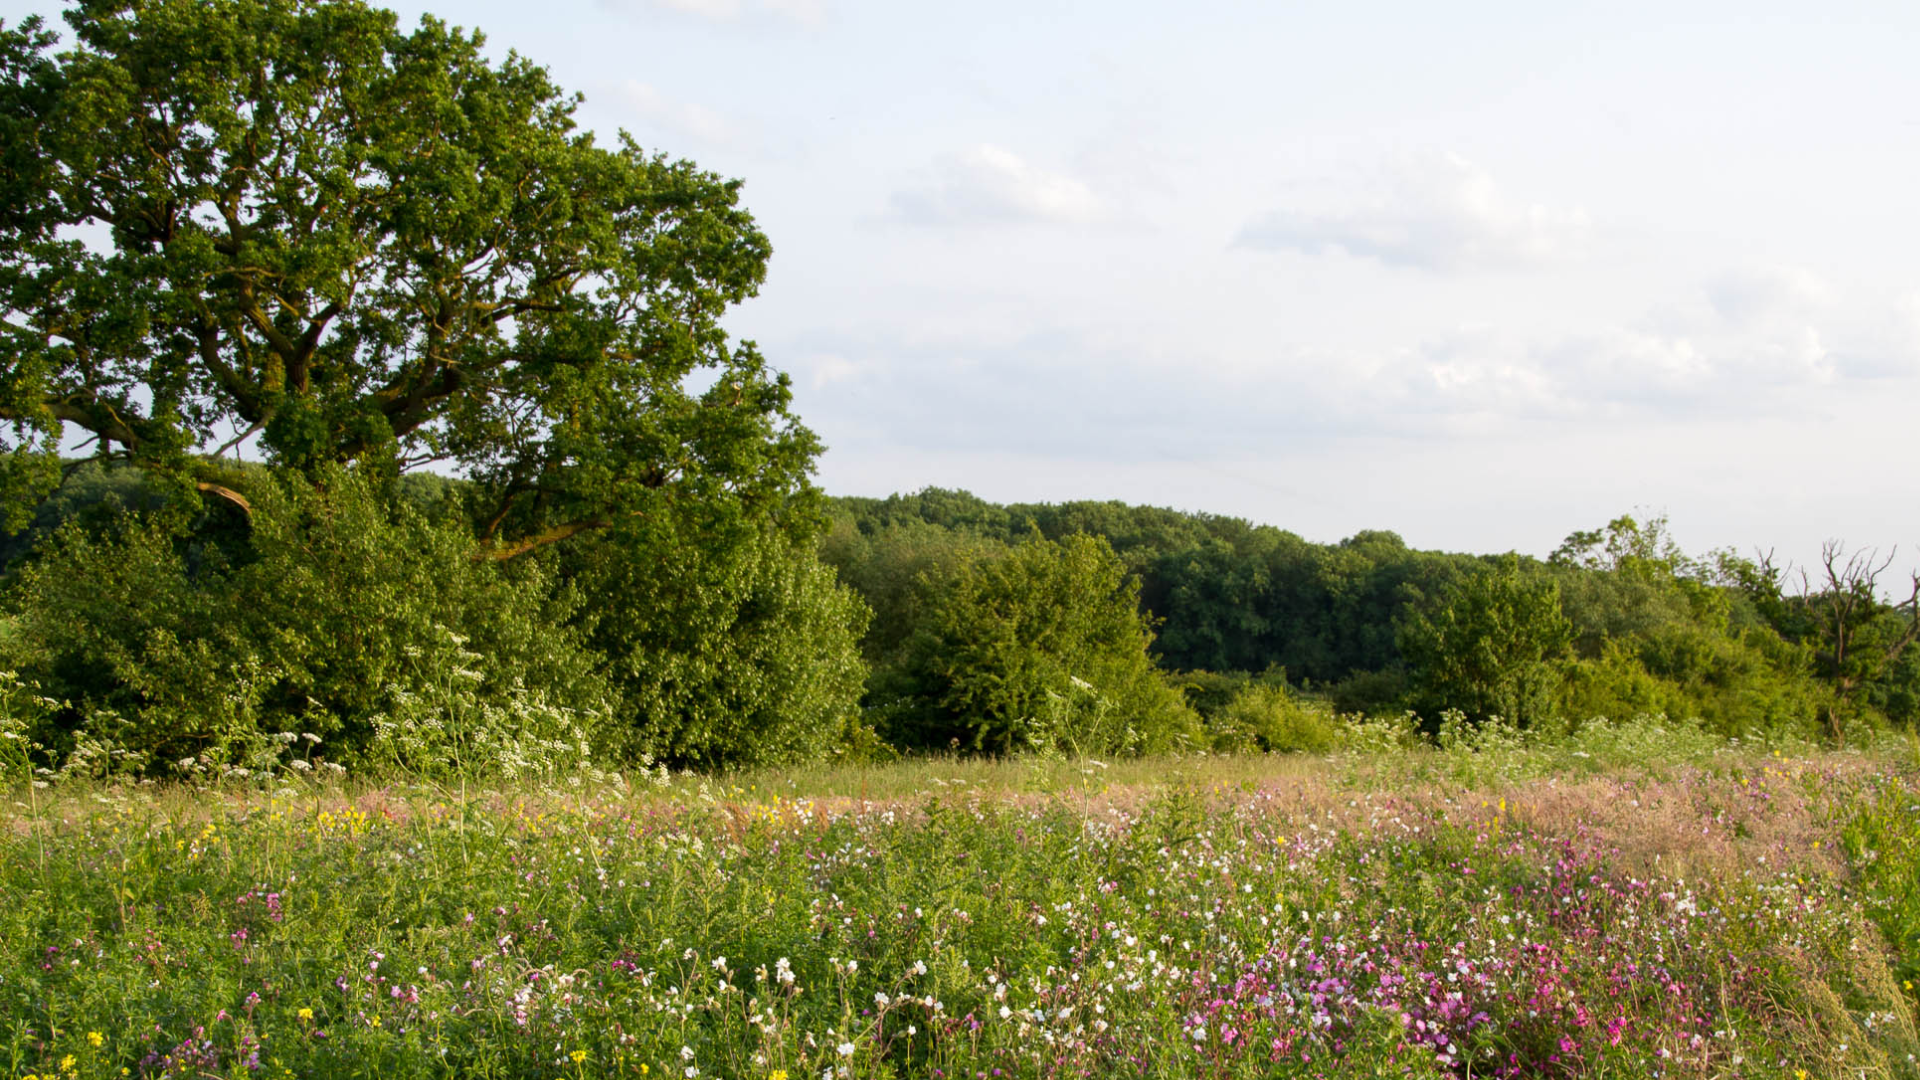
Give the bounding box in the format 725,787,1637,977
824,487,1917,744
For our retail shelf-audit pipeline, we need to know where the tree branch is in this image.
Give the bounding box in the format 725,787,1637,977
211,420,263,460
1884,573,1920,668
196,481,252,515
471,518,609,561
44,397,143,448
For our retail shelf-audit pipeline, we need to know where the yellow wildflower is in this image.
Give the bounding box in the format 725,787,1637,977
770,1071,789,1080
571,1050,589,1065
60,1056,77,1074
87,1032,104,1047
297,1008,314,1022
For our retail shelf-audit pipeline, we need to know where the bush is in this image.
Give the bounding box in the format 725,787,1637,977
1554,626,1824,740
1164,669,1251,722
1207,681,1339,754
571,500,871,770
819,513,1004,667
880,533,1200,756
3,466,610,777
1326,667,1408,717
1400,555,1572,730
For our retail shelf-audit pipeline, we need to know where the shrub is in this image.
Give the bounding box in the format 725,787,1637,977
571,500,871,770
819,513,1005,667
1326,666,1408,717
1207,681,1339,754
1400,555,1572,730
3,466,610,777
1554,626,1824,739
1163,669,1251,722
879,533,1200,756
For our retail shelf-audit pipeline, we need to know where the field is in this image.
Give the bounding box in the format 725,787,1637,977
4,726,1919,1079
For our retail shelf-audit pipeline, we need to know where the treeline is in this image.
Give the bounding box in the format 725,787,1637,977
2,465,1915,783
824,487,1920,747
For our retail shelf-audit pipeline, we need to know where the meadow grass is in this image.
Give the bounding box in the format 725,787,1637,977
3,729,1917,1079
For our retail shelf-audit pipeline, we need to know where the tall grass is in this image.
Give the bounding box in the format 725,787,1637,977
2,740,1915,1078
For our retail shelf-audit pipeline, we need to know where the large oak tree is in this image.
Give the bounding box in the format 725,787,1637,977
0,0,816,549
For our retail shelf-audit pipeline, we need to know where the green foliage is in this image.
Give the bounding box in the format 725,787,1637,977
881,533,1199,756
1167,667,1345,754
818,509,1005,667
831,495,1856,746
1400,555,1573,729
1147,536,1285,673
0,458,168,570
1163,668,1252,721
1840,772,1920,997
0,0,883,780
834,487,1014,538
1543,517,1831,739
572,499,870,770
1554,553,1702,658
1866,646,1920,728
1550,512,1688,576
1554,625,1822,738
1207,681,1339,754
832,492,1480,686
1708,543,1920,738
0,0,814,562
1327,666,1410,717
4,466,608,776
0,668,52,786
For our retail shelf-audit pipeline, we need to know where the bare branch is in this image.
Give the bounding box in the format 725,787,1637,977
211,420,263,460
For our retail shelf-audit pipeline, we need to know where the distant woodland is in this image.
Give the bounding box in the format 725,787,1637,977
3,461,1915,782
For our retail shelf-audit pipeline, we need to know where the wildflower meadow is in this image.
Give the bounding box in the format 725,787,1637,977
4,727,1918,1079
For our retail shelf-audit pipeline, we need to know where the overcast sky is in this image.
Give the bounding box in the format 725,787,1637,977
14,0,1920,572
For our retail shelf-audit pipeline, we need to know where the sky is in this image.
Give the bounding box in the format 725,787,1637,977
11,0,1920,574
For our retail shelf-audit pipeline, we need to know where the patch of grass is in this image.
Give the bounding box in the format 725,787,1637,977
1839,767,1920,1001
1,743,1916,1078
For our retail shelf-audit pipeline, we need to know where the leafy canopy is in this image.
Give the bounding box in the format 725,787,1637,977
0,0,813,544
878,533,1200,757
1400,554,1574,729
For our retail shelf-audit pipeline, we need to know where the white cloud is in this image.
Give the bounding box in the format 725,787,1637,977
891,144,1109,226
1371,265,1920,417
777,263,1920,470
1236,153,1591,271
609,80,742,147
